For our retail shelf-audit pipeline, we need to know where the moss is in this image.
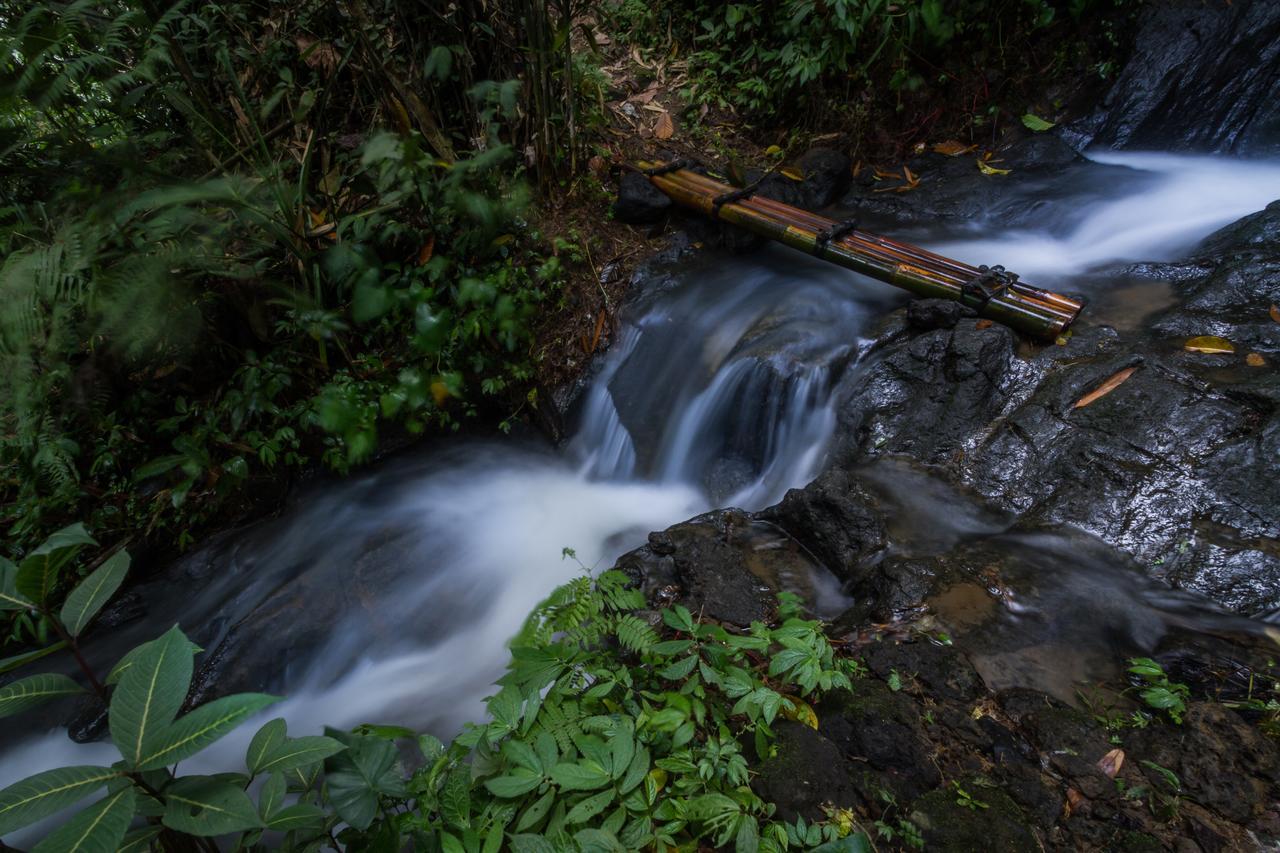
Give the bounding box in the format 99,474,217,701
909,780,1038,853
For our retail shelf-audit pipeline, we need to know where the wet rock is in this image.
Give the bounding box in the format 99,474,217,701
906,298,974,331
760,468,886,580
796,148,852,208
612,170,672,224
617,510,838,625
752,721,861,822
1067,0,1280,154
817,683,941,803
1125,702,1280,823
861,641,986,703
909,782,1038,853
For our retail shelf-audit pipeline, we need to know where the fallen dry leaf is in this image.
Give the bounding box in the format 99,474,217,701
1074,366,1137,408
780,166,804,181
1184,335,1235,354
654,112,674,139
1064,787,1084,819
1271,304,1280,324
1097,748,1125,779
933,140,975,156
1247,352,1266,367
974,319,994,330
417,235,435,266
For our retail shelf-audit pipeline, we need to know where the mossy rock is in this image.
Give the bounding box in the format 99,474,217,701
909,781,1037,853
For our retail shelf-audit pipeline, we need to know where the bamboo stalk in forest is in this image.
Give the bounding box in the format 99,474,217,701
636,162,1083,339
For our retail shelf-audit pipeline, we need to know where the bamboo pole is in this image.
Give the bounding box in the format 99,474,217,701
637,162,1083,339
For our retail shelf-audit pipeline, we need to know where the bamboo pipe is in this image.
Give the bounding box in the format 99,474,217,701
661,169,1080,323
638,163,1082,338
657,169,1079,329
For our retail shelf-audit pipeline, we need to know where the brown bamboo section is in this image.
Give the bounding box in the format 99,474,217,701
637,162,1082,339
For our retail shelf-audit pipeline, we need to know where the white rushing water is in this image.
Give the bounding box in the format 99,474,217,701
930,151,1280,280
3,153,1279,828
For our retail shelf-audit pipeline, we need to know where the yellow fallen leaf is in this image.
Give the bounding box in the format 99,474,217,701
1247,352,1266,367
654,111,674,139
977,159,1011,176
1074,366,1137,408
781,698,819,729
1184,335,1235,354
780,166,804,181
430,380,450,406
765,144,783,156
1097,748,1125,779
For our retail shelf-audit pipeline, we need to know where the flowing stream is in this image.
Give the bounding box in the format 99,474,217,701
4,152,1280,820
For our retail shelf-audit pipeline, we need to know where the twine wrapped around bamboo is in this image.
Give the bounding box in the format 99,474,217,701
637,162,1082,340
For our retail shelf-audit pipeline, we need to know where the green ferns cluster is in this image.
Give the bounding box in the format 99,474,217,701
0,530,874,852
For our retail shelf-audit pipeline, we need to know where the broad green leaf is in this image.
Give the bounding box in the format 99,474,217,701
608,734,634,782
104,636,201,686
162,776,263,836
811,833,873,852
0,766,118,835
484,769,542,798
0,557,34,611
257,773,286,820
324,736,405,830
264,803,326,831
0,641,67,674
566,789,615,824
510,835,559,853
550,761,611,791
31,785,135,853
16,523,96,606
254,736,345,775
657,655,698,681
136,692,280,770
618,745,650,795
515,789,555,832
109,626,195,767
0,673,85,718
60,551,130,637
117,826,162,853
246,718,287,774
441,768,471,829
502,738,543,774
1021,113,1056,132
574,828,627,853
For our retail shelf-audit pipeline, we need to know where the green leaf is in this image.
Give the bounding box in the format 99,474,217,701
246,718,287,774
510,835,559,853
566,789,615,824
516,789,556,832
0,641,67,674
117,826,162,853
618,745,650,795
550,761,611,791
608,734,634,782
484,769,543,798
0,557,35,611
574,827,627,853
162,776,263,836
1021,113,1056,132
16,523,96,606
31,785,135,853
440,767,471,829
502,738,543,774
657,655,698,681
811,834,873,852
0,766,118,836
257,773,286,820
109,626,195,767
264,803,327,831
254,736,345,775
136,692,280,770
0,672,85,718
59,551,130,637
324,735,405,830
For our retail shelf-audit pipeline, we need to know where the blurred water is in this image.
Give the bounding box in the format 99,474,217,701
3,152,1279,828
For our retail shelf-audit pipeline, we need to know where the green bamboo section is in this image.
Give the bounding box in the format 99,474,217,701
638,162,1083,340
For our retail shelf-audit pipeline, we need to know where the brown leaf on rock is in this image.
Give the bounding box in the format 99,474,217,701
1073,366,1137,408
1247,352,1266,367
1271,304,1280,323
780,166,804,181
655,112,674,140
1097,748,1125,779
417,235,435,266
1184,335,1235,354
933,140,975,156
974,319,993,330
1064,787,1084,819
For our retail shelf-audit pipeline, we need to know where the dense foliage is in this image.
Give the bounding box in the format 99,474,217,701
1,530,887,852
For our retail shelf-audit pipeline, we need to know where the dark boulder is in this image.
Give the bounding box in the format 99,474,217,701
797,147,853,208
612,170,672,224
1065,0,1280,154
752,721,861,822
